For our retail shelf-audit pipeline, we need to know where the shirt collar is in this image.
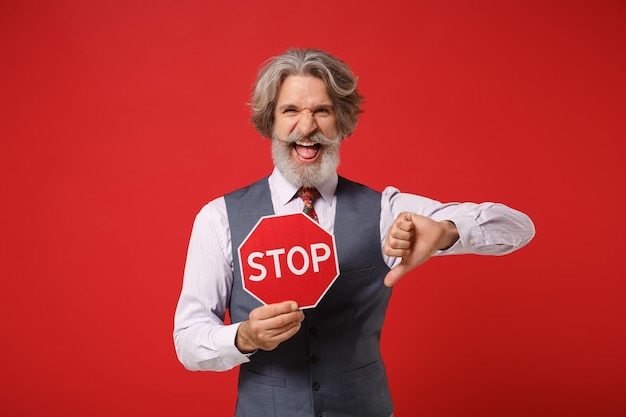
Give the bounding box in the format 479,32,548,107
270,167,338,207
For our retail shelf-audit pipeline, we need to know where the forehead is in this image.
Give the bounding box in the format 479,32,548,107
276,75,331,106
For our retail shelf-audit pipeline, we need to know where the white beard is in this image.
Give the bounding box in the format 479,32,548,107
271,131,341,188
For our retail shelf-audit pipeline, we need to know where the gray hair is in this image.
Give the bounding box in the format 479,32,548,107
250,48,363,139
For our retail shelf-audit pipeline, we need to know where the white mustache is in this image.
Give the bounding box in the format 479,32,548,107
274,131,336,147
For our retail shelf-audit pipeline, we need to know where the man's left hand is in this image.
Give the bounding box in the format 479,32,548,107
383,212,459,287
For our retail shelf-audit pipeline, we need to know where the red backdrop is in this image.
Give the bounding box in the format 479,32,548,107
1,1,625,416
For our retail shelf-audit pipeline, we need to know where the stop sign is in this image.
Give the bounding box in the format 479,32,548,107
238,213,339,309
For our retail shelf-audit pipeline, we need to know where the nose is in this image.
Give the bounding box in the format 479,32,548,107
297,109,317,136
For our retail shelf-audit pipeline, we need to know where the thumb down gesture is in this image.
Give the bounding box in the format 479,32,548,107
383,212,459,287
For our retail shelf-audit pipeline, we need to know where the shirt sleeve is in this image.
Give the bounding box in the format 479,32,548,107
173,197,252,371
380,186,535,267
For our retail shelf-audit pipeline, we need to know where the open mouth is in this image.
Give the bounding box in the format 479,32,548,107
294,140,321,161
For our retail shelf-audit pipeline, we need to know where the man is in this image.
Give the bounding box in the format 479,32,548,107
174,48,534,417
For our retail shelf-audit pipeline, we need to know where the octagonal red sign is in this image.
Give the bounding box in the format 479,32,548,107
238,213,339,309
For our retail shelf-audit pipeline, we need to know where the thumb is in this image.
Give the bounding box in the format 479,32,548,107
383,262,414,287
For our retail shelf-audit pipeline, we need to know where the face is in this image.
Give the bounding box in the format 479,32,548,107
271,75,341,187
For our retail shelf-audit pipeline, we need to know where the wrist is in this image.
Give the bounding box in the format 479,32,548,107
235,321,256,353
439,220,459,250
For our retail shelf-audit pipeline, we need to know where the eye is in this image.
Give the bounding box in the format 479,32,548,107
314,107,332,116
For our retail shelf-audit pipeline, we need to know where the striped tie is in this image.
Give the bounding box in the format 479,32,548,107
297,187,319,222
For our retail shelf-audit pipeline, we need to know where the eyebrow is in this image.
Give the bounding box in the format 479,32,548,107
276,103,335,112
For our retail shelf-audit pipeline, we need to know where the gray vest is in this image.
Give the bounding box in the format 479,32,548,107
225,176,393,417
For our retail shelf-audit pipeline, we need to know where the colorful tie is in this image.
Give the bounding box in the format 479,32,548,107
297,187,319,222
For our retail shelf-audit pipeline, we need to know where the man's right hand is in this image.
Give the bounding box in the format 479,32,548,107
235,301,305,353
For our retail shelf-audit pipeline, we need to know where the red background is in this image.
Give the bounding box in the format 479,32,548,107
1,1,625,416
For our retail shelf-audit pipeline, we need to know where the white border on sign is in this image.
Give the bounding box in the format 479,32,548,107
237,212,340,309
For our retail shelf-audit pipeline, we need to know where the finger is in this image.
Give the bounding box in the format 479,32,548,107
395,213,414,232
386,234,412,250
388,226,412,242
270,319,303,340
251,300,300,320
243,318,302,351
383,263,413,287
265,309,305,331
260,321,302,350
384,245,407,258
246,316,303,349
251,306,304,338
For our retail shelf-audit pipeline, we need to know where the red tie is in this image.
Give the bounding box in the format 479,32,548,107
297,187,319,222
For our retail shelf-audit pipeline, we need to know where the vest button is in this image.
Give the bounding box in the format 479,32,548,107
312,382,321,391
308,326,318,336
310,355,320,364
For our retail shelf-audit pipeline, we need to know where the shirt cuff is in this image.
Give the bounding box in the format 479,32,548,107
211,322,254,367
439,216,484,254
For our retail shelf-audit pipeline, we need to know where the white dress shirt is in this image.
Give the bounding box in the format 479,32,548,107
174,167,535,372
